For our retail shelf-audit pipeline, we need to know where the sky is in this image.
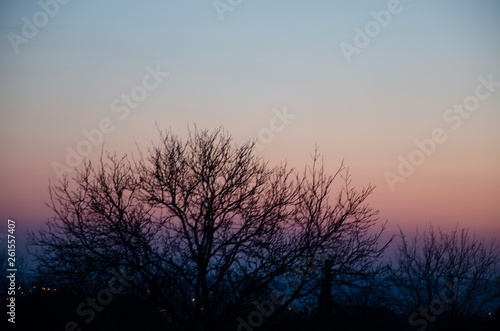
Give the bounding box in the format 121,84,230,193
0,0,499,256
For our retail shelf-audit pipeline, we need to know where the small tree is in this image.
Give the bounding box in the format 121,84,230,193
389,225,500,329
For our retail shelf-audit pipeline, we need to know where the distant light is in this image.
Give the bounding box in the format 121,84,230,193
288,307,291,310
192,298,195,302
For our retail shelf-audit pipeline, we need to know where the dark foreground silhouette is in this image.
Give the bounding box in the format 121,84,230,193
3,291,498,331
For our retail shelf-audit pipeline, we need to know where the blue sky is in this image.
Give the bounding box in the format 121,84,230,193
1,0,499,255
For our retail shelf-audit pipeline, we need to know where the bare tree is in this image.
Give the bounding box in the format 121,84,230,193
29,127,390,330
389,225,500,329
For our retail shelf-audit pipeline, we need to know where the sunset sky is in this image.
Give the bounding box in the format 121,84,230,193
1,0,499,255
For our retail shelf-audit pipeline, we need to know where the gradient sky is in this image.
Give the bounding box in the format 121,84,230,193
1,0,499,255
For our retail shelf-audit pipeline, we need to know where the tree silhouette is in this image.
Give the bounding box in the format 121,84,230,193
389,225,500,329
29,126,390,330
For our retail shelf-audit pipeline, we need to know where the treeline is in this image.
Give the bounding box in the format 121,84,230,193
5,127,498,331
